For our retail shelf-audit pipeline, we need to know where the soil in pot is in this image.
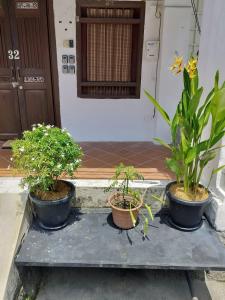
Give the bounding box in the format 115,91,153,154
111,196,138,209
169,183,209,202
108,193,143,230
34,181,71,201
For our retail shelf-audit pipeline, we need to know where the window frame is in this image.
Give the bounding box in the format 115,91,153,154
76,0,145,99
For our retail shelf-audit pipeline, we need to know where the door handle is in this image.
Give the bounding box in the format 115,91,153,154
10,67,15,81
16,67,21,81
12,82,19,88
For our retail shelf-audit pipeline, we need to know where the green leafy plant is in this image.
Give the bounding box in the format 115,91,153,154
104,163,154,235
145,56,225,195
104,163,144,208
11,124,83,194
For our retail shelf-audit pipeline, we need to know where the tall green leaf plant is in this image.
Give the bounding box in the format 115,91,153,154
145,57,225,195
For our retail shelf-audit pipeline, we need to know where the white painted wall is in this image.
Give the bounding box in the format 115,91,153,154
53,0,194,141
197,0,225,230
198,0,225,191
155,4,193,143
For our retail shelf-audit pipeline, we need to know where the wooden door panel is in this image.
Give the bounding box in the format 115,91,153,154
0,0,56,139
0,4,12,78
14,0,51,76
12,0,55,130
23,90,49,127
0,20,10,73
0,3,14,78
0,90,21,139
0,0,21,139
16,17,44,72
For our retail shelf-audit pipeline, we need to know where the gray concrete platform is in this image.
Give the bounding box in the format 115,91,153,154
0,178,223,300
15,209,225,270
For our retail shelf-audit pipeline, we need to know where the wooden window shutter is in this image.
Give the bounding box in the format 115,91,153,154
76,1,145,99
0,0,4,16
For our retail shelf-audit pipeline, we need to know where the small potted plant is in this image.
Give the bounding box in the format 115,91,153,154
11,124,83,230
145,56,225,230
105,163,154,234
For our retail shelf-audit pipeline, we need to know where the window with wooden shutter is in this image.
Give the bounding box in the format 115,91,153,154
76,0,145,98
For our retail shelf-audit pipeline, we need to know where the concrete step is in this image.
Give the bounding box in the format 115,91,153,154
36,268,192,300
0,178,169,212
0,192,30,300
72,179,168,214
17,268,225,300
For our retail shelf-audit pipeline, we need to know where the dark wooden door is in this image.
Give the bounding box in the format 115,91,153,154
0,0,22,139
0,0,55,140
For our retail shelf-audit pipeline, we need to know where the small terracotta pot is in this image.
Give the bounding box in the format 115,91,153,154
108,192,143,229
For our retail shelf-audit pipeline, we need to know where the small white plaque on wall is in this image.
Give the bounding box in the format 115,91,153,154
145,41,160,60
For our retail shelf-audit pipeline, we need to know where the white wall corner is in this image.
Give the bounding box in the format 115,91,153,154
163,0,191,7
155,4,192,143
198,0,225,229
205,196,225,231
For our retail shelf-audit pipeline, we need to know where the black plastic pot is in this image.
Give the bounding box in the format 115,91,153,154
29,180,75,230
166,181,211,231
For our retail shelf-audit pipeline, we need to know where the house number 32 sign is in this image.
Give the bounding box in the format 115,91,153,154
8,50,20,60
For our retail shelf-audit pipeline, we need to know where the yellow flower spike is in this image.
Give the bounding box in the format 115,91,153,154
169,56,183,75
174,56,183,66
185,57,198,79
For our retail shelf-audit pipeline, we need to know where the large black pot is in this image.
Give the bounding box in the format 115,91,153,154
166,181,211,231
29,180,75,230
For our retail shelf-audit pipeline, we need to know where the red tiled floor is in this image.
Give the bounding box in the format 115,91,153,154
0,142,173,180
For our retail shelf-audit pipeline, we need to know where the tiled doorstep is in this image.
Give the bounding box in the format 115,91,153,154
0,168,173,180
0,142,173,179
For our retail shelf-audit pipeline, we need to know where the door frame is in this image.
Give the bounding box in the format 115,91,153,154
47,0,61,127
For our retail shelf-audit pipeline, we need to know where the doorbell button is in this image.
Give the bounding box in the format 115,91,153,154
69,55,75,64
69,65,75,74
62,55,68,64
62,65,69,74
